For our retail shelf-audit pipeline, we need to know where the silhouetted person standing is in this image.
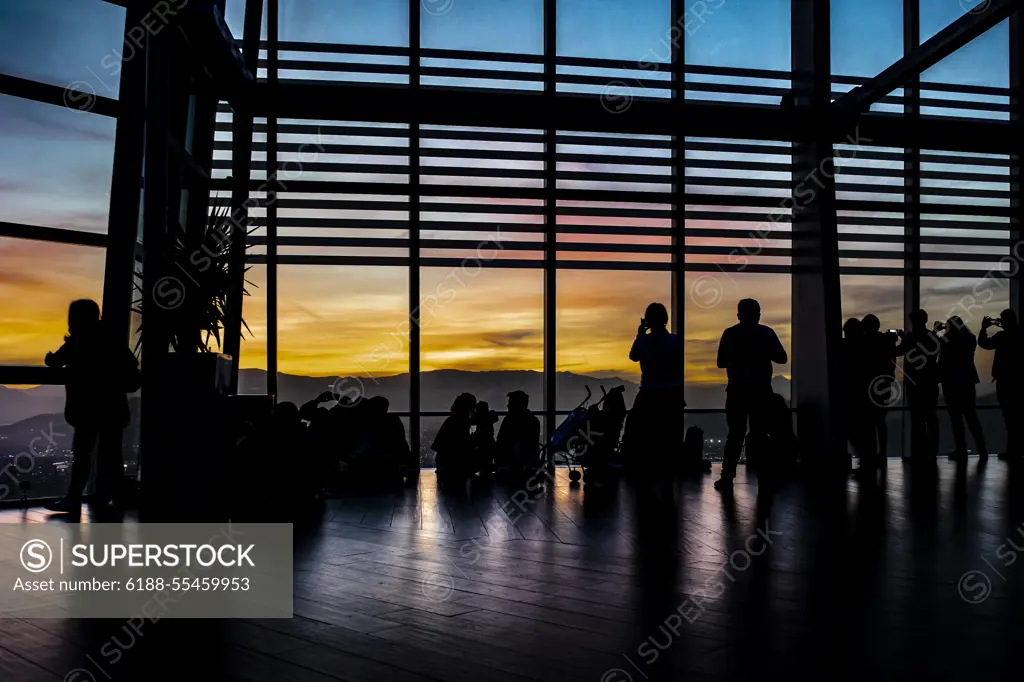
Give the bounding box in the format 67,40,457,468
627,302,686,470
842,317,871,464
715,299,787,490
979,309,1023,460
896,309,941,461
860,314,898,466
44,299,139,514
938,316,987,462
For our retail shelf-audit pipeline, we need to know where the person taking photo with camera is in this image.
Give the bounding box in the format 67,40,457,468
937,316,988,463
979,309,1023,461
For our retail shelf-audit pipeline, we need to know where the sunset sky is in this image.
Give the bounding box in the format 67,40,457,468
0,0,1012,402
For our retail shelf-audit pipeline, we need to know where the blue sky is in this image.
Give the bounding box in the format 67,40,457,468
0,0,126,96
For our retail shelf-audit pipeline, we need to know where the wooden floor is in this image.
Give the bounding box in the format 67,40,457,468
3,460,1024,681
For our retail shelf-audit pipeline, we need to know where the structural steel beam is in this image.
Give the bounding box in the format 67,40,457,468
904,0,922,321
833,0,1020,116
543,0,558,441
671,0,686,345
223,0,264,390
1011,9,1024,316
408,0,422,465
266,0,279,400
791,0,846,464
254,82,1013,155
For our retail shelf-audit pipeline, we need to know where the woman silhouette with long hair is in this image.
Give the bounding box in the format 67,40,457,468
624,303,686,472
44,299,139,514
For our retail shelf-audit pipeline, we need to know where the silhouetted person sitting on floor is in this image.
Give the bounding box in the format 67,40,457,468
624,302,685,474
233,418,261,512
323,394,358,478
495,390,541,478
714,298,788,490
979,309,1023,460
236,401,315,518
300,390,342,485
896,309,941,462
371,396,415,482
860,315,898,466
270,401,316,506
938,316,987,462
343,397,393,483
433,393,477,479
471,401,499,477
44,299,139,515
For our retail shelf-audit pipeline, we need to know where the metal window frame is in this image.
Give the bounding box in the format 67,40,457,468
6,0,1021,467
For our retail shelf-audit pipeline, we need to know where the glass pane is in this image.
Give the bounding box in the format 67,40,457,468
837,143,905,266
276,265,410,409
0,95,117,234
841,276,904,332
556,0,673,99
0,238,105,366
920,149,1010,274
276,120,410,255
555,270,671,411
237,264,268,395
557,0,671,60
831,0,902,78
280,0,409,46
684,0,790,71
225,0,269,49
920,0,999,41
684,272,792,409
921,25,1008,86
422,0,544,91
0,0,126,97
224,0,247,37
921,2,1008,121
420,267,544,413
423,0,543,54
0,385,74,501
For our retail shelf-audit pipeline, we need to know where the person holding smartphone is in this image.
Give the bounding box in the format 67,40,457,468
979,309,1023,460
626,303,686,475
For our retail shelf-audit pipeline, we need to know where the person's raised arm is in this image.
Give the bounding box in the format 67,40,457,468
769,329,788,365
894,333,910,357
299,396,325,421
978,325,998,350
45,341,70,368
629,321,646,363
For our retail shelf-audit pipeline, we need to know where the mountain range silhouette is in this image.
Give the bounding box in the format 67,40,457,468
0,370,1007,466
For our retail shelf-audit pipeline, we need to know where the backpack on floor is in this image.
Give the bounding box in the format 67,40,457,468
682,426,711,472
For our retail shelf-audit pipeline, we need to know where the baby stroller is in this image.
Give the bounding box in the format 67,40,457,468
545,386,627,485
